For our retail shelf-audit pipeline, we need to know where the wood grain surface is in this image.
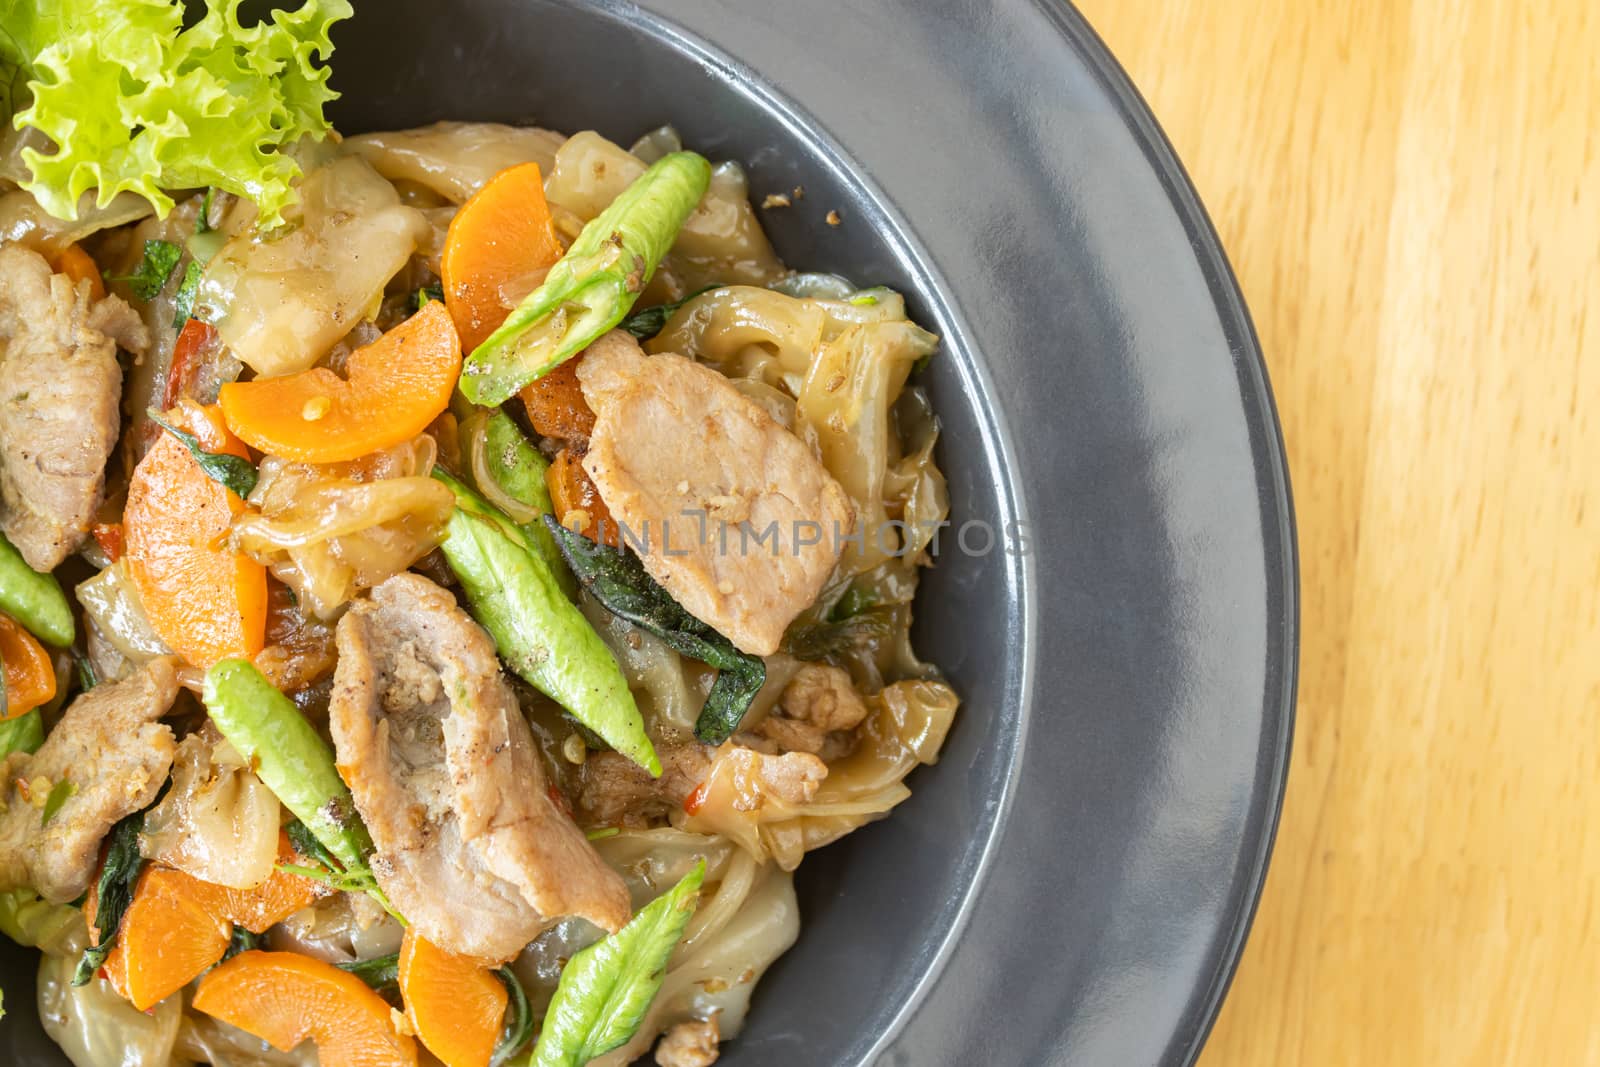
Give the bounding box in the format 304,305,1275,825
1071,1,1600,1063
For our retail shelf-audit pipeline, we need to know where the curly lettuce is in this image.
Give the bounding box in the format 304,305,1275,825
1,0,352,228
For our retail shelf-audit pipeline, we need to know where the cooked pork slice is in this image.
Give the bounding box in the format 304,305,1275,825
0,245,146,571
655,1017,721,1067
329,573,630,959
576,331,853,656
0,657,180,903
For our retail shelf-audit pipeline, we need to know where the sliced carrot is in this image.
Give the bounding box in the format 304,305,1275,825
441,161,564,352
51,243,106,301
194,951,419,1067
546,448,618,547
0,613,56,718
110,834,325,1010
113,866,233,1010
125,402,266,668
398,928,507,1067
518,354,595,442
219,301,462,464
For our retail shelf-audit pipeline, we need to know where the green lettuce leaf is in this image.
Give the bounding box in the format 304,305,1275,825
7,0,352,229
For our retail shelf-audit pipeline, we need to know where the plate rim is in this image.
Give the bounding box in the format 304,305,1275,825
1044,1,1300,1058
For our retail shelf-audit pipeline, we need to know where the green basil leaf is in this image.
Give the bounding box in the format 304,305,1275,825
146,408,258,499
544,517,764,743
170,260,204,328
530,861,705,1066
414,284,444,312
335,951,400,993
492,965,534,1066
111,240,182,301
73,811,145,985
220,925,262,963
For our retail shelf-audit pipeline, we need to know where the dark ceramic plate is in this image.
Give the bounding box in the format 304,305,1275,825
1,1,1295,1063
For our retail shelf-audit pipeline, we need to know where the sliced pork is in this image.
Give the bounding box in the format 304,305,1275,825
329,573,630,960
0,245,146,571
577,331,853,656
0,657,180,903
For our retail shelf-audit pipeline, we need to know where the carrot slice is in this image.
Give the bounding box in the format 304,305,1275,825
219,301,462,464
125,402,266,668
398,928,507,1067
0,613,56,717
51,243,106,301
194,951,419,1067
546,448,618,547
441,161,564,352
518,354,595,442
113,866,234,1010
110,834,325,1010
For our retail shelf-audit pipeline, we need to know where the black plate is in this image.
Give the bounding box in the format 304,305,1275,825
1,1,1295,1063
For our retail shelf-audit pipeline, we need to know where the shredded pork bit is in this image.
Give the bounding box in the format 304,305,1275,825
655,1016,721,1067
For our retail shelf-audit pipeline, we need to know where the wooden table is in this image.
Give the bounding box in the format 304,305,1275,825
1071,2,1600,1062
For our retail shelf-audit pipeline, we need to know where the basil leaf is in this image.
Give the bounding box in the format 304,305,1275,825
170,260,204,328
72,649,98,693
220,925,262,963
414,284,444,312
146,408,257,498
73,812,145,985
530,861,705,1066
783,605,897,662
335,951,400,993
111,239,182,301
543,518,765,744
492,965,534,1066
619,285,719,341
278,818,396,919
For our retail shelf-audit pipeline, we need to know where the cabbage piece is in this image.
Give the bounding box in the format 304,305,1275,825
0,888,85,957
7,0,352,229
232,434,453,619
648,283,913,396
176,1012,322,1067
75,561,172,665
266,889,402,966
37,952,181,1067
199,154,427,377
139,727,280,890
347,121,567,204
798,321,937,574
